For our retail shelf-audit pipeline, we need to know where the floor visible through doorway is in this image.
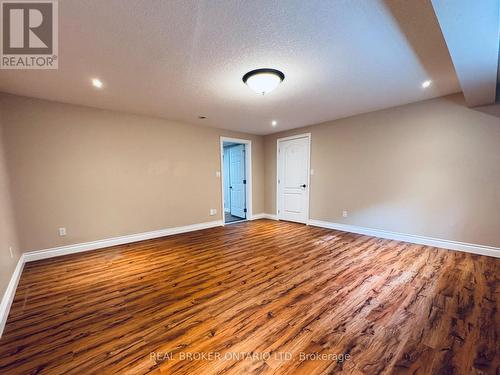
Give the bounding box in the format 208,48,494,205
224,212,245,223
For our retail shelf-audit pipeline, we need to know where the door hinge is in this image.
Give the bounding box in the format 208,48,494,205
243,179,246,184
278,179,280,184
244,208,247,213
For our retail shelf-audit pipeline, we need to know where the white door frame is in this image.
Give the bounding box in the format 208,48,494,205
220,137,252,224
276,133,311,223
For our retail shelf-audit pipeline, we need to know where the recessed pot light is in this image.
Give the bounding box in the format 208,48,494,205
421,80,432,88
92,78,103,89
271,120,277,126
243,68,285,95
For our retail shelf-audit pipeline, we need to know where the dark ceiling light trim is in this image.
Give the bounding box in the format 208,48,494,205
242,68,285,84
242,68,285,95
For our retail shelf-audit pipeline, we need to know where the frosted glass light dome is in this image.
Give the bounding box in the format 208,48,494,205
242,69,285,95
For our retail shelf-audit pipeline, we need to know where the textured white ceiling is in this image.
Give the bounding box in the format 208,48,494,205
0,0,461,134
432,0,499,107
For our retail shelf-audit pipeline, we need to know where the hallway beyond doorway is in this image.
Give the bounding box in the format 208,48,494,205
220,137,252,225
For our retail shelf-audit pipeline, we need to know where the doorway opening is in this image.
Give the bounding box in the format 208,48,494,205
220,137,252,225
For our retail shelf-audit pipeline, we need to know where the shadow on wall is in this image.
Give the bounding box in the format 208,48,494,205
446,92,500,119
444,92,500,119
474,104,500,118
0,122,21,298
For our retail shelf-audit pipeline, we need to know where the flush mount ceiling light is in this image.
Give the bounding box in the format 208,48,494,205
242,68,285,95
421,80,432,88
91,78,103,89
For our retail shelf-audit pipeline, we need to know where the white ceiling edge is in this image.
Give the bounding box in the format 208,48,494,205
432,0,500,107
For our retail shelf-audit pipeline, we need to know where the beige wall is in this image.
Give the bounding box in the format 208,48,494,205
1,91,500,265
0,94,264,252
0,111,21,299
265,94,500,247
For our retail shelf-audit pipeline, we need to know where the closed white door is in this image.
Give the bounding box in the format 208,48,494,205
229,145,246,218
277,135,310,223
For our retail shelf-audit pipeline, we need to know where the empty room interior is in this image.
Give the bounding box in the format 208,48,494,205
0,1,500,374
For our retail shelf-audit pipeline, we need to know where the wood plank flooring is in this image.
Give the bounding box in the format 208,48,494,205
0,219,498,374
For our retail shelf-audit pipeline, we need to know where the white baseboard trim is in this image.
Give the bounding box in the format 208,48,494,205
251,213,278,220
23,220,223,262
0,255,25,338
308,219,500,258
0,219,223,338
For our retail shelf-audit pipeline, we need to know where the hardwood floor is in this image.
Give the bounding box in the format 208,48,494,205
0,219,498,374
